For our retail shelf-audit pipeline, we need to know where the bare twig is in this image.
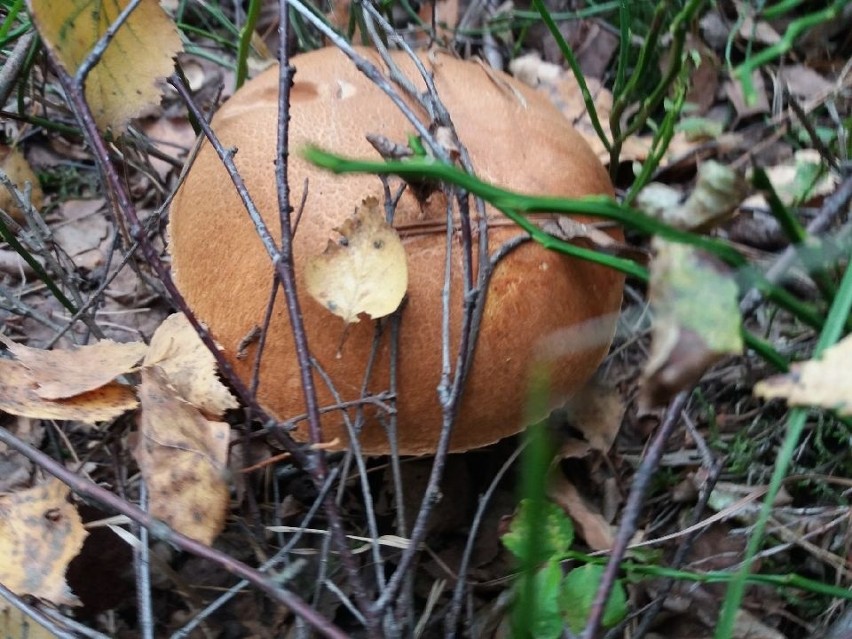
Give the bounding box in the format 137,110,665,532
581,391,690,639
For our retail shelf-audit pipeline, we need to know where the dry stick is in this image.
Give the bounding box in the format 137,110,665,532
620,461,723,639
445,441,526,636
274,3,378,630
42,6,359,633
581,391,690,639
168,74,373,621
0,31,35,106
740,173,852,318
0,426,350,639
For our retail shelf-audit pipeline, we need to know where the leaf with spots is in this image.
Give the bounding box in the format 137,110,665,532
754,333,852,415
0,359,138,423
144,312,238,419
26,0,182,133
0,479,88,608
304,197,408,323
134,367,229,545
0,335,146,399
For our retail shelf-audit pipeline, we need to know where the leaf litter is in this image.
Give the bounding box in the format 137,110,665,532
2,0,851,636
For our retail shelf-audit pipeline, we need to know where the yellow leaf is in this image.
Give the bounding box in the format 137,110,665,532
304,197,408,323
26,0,183,133
0,146,43,223
0,335,146,399
755,334,852,415
134,367,229,545
0,359,138,422
0,479,88,608
144,313,238,419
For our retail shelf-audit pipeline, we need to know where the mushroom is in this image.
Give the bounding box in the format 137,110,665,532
168,47,624,455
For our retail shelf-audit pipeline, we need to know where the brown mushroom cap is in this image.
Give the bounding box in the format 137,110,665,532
169,47,624,455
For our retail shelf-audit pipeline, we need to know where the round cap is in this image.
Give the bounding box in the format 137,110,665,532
169,47,624,455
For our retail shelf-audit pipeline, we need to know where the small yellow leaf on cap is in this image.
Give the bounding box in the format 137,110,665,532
304,197,408,323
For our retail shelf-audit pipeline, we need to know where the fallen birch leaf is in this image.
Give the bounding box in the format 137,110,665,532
0,359,138,423
754,333,852,415
305,197,408,323
0,335,146,399
0,479,87,608
134,367,229,545
27,0,182,133
144,313,238,419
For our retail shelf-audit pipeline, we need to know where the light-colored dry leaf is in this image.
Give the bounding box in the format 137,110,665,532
755,333,852,415
0,479,87,608
561,376,624,453
779,64,834,99
0,146,43,223
509,53,696,165
305,197,408,323
26,0,182,133
725,72,770,119
134,367,229,545
53,198,111,273
139,116,199,179
742,149,839,209
637,161,747,231
144,313,238,419
548,473,614,551
641,240,743,407
0,359,138,422
1,335,146,399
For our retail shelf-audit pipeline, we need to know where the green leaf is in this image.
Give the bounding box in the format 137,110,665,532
501,499,574,562
560,564,628,633
517,560,565,639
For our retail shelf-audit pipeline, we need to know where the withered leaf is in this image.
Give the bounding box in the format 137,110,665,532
134,367,229,545
305,197,408,323
144,313,238,419
755,333,852,415
0,335,146,400
0,359,138,423
0,479,87,608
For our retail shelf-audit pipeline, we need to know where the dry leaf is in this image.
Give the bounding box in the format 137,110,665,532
641,240,743,407
754,333,852,415
144,313,238,419
561,376,624,453
305,197,408,323
742,149,839,209
0,359,138,422
27,0,182,133
0,479,87,608
0,335,146,399
548,473,614,551
134,367,229,545
53,198,111,273
636,161,748,231
0,146,43,223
